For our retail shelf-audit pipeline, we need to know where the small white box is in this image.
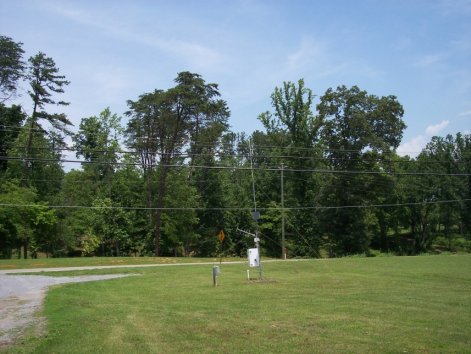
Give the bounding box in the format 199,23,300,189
248,248,259,267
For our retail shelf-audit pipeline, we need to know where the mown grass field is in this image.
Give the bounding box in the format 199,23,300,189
5,255,471,353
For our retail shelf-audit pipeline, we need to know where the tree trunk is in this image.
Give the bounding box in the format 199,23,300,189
22,119,36,185
23,238,28,259
144,165,153,228
23,101,38,186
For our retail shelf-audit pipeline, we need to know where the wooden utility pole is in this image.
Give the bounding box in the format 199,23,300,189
281,164,286,260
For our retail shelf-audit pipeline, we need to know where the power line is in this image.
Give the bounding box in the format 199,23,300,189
6,124,462,157
3,124,468,164
9,144,467,165
2,155,469,176
4,140,469,167
0,198,467,211
0,168,425,185
284,199,470,210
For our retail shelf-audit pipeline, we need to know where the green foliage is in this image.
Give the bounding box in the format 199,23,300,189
0,180,57,258
79,231,100,256
26,51,71,135
0,103,25,172
73,107,123,179
318,85,406,153
90,197,132,256
256,81,325,257
399,133,471,253
6,126,64,200
0,38,469,259
0,181,35,258
162,171,199,256
259,79,321,146
317,85,406,256
125,72,230,256
0,35,25,101
16,51,71,197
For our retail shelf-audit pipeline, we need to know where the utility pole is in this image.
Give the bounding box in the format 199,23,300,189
243,139,263,279
281,163,286,260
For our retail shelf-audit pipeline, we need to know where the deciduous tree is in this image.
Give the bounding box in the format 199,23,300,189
0,104,25,173
125,72,229,255
317,85,406,255
0,35,25,102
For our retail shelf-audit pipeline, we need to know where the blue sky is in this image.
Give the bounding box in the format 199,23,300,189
1,0,470,156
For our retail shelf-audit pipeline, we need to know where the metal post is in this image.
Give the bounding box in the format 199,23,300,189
213,266,219,287
255,230,262,279
281,164,286,260
249,140,257,213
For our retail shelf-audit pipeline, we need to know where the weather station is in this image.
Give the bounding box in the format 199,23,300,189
237,225,263,280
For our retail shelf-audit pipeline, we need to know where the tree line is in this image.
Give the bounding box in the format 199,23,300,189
1,35,470,259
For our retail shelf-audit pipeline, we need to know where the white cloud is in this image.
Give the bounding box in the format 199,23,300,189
46,1,223,71
413,53,447,68
397,135,427,157
285,37,353,81
287,39,323,71
458,110,471,116
425,120,449,135
398,120,452,157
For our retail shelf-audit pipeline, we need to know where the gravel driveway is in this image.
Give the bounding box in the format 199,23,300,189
0,273,131,348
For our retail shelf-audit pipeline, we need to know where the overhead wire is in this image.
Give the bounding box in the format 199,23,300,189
0,143,418,163
3,125,468,169
0,198,467,211
1,155,469,176
4,124,467,158
3,141,467,165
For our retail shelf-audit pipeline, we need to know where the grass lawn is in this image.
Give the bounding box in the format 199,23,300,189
6,255,471,353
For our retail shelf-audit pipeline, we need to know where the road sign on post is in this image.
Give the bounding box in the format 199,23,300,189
218,230,225,242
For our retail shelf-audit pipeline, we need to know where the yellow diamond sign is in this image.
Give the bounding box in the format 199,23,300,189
218,230,225,242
